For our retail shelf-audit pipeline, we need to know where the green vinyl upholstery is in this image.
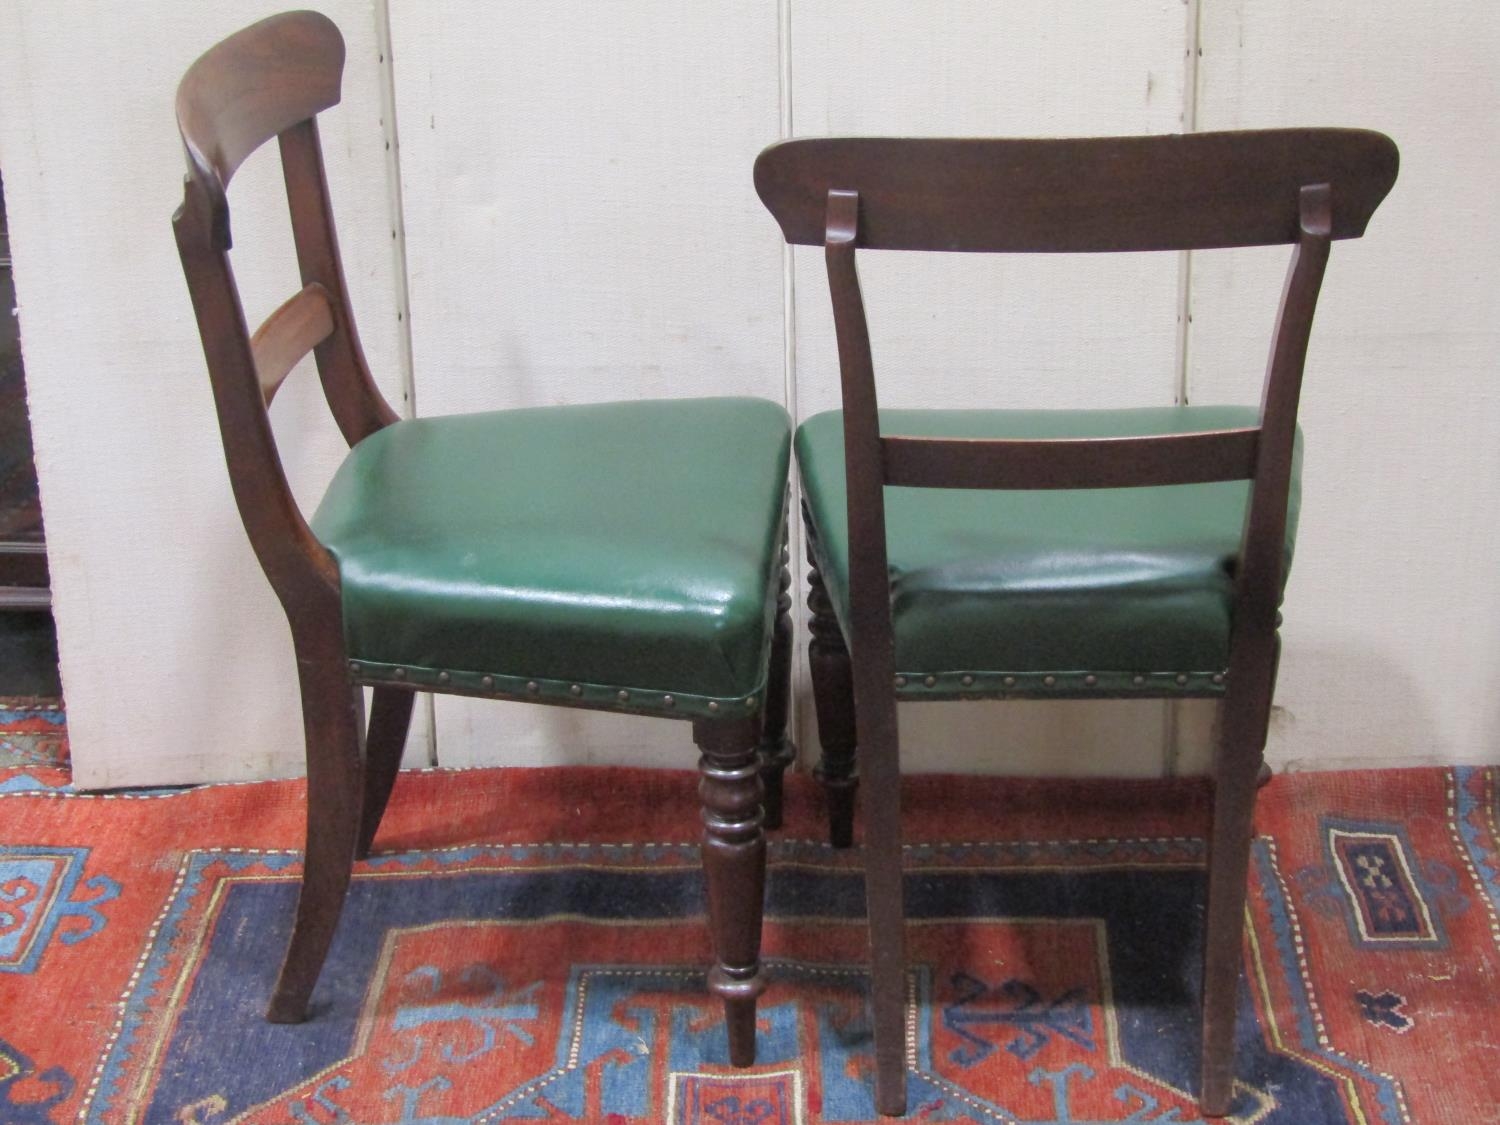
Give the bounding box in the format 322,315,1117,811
795,406,1300,697
312,397,792,717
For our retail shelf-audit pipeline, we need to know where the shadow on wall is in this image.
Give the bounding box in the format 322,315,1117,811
1482,616,1500,768
1172,640,1444,774
796,689,1178,780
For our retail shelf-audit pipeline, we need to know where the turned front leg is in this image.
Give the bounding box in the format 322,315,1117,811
695,715,767,1066
758,545,797,829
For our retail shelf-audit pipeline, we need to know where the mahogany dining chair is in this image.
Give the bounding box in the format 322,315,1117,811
173,10,794,1066
756,129,1398,1115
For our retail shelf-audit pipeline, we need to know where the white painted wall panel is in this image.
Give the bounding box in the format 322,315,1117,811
5,0,1491,785
789,0,1192,775
389,1,786,768
0,2,424,786
1193,1,1500,768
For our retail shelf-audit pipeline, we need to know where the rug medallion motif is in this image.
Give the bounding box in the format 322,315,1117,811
1,766,1495,1122
89,844,1384,1122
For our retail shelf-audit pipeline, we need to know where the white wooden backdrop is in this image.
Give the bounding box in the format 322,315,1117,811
0,1,1494,787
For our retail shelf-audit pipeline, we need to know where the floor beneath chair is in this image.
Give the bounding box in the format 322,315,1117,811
0,735,1494,1122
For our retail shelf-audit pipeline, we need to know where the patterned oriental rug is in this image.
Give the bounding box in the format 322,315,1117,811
0,699,66,773
1,758,1496,1124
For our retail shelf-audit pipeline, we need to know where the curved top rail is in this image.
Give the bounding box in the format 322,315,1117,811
755,129,1398,253
175,10,344,246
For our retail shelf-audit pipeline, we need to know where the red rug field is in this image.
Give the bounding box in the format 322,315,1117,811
1,745,1496,1123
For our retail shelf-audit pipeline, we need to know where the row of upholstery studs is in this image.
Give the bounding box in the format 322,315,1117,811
348,662,757,712
894,672,1226,688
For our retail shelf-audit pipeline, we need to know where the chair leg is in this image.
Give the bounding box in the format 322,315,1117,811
807,555,858,848
758,551,797,830
1199,637,1278,1116
695,715,768,1067
858,688,908,1116
267,661,365,1024
355,686,416,860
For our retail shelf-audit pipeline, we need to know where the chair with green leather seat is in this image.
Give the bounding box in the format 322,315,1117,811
755,131,1397,1115
172,11,792,1066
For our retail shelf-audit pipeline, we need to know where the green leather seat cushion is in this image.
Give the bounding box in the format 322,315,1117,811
796,406,1299,690
312,397,791,711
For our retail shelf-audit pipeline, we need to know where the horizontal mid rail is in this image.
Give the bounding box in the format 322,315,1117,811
250,283,335,405
881,428,1261,490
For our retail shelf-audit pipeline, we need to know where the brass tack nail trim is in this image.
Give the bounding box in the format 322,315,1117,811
393,667,406,680
569,684,583,696
1043,675,1056,687
526,681,539,694
663,695,676,708
923,675,937,687
708,701,720,713
1003,676,1016,687
744,696,757,709
1176,674,1189,685
894,676,908,688
617,690,630,702
1212,673,1224,685
961,674,974,687
1084,675,1097,686
481,675,494,689
437,671,450,684
348,661,360,675
1133,675,1146,686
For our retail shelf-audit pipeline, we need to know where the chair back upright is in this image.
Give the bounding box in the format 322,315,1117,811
173,11,400,617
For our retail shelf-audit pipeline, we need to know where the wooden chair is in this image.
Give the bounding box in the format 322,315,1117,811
755,130,1397,1116
172,11,794,1065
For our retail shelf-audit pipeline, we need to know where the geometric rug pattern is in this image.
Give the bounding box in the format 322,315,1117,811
0,698,67,774
1,762,1496,1122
